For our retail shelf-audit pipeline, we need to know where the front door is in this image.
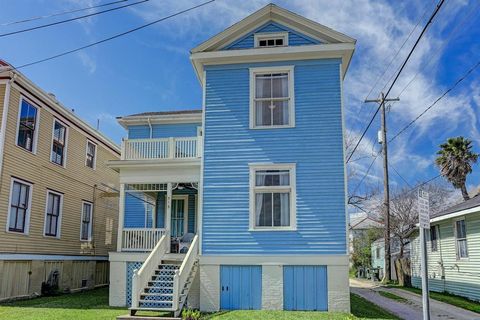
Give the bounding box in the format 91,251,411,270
171,196,187,238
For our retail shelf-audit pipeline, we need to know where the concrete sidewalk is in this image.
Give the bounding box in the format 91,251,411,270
350,278,480,320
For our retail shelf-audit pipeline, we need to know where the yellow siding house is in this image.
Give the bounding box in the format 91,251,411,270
0,60,120,300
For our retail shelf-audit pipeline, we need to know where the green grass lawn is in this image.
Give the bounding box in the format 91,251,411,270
0,287,399,320
377,291,408,303
391,286,480,314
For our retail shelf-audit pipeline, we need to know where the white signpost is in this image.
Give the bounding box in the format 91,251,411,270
418,189,430,320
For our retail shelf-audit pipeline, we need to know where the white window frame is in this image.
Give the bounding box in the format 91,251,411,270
249,66,295,129
43,190,63,239
254,32,289,48
454,217,468,260
50,119,68,168
85,140,97,170
6,177,33,235
16,97,40,154
249,163,296,231
80,201,93,241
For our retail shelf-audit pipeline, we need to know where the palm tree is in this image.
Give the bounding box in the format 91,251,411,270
435,137,478,201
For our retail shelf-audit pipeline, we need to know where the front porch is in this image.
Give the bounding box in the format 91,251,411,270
118,182,199,253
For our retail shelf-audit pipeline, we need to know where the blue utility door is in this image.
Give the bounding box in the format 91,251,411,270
283,265,328,311
220,265,262,310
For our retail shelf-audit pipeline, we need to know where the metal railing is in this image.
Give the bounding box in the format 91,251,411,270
121,228,166,251
122,137,200,160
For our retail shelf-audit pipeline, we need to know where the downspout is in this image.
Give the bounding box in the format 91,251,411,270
147,117,153,139
0,73,15,191
92,184,97,255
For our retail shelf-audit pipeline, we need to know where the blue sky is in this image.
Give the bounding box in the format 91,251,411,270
1,0,479,201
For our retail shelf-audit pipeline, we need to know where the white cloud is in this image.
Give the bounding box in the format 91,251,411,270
77,51,96,74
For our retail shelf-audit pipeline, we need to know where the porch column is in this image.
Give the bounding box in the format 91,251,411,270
165,182,172,253
116,183,125,252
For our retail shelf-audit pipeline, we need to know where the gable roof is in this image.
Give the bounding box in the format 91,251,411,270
191,4,355,53
431,194,480,222
120,109,202,118
190,4,356,82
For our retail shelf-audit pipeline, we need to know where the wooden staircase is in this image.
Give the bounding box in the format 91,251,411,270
128,234,199,318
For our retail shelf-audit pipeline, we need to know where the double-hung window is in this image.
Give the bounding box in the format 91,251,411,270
17,99,38,152
250,164,296,230
7,178,32,233
51,120,67,166
44,190,62,237
455,219,468,259
430,225,439,252
250,66,294,128
80,201,93,241
85,141,97,169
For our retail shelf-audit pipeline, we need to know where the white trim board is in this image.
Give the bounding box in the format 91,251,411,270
199,254,349,266
430,205,480,223
0,253,108,261
191,43,355,83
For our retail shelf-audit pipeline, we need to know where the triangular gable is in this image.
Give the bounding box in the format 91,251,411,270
191,4,355,53
224,21,320,50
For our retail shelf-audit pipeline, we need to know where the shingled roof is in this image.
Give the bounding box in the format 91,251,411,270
431,194,480,220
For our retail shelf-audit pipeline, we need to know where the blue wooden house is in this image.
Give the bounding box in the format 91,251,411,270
108,4,355,316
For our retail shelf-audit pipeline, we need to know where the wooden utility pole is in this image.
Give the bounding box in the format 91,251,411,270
365,92,399,282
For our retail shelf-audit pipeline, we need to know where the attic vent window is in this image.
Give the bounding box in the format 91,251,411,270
254,32,288,48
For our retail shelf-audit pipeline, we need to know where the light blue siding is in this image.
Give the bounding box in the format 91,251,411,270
124,193,153,228
202,59,346,255
128,123,201,139
220,265,262,310
224,21,320,50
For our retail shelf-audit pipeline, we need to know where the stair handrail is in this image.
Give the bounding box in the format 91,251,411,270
131,231,169,308
172,235,199,311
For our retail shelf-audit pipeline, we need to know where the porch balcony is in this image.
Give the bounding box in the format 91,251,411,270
117,182,198,253
121,136,201,161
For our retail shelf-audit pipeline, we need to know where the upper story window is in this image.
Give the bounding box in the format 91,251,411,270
80,201,93,241
254,32,288,48
85,141,97,169
7,178,32,234
455,218,468,259
44,190,63,238
249,164,296,231
17,99,38,152
250,66,295,129
430,225,439,252
51,120,67,166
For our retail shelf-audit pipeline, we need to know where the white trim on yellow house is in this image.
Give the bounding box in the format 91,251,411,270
6,177,34,235
50,118,69,168
0,76,14,181
15,95,41,155
43,189,64,239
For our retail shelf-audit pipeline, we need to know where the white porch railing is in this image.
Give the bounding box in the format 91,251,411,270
172,235,199,315
122,228,166,252
122,137,200,160
131,232,169,309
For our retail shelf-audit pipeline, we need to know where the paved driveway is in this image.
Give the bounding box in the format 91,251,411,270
350,278,480,320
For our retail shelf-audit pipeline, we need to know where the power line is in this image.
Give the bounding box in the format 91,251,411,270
351,152,380,195
346,0,446,163
0,0,152,38
393,1,480,100
389,60,480,143
6,0,215,71
0,0,129,26
390,163,413,188
363,0,434,101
